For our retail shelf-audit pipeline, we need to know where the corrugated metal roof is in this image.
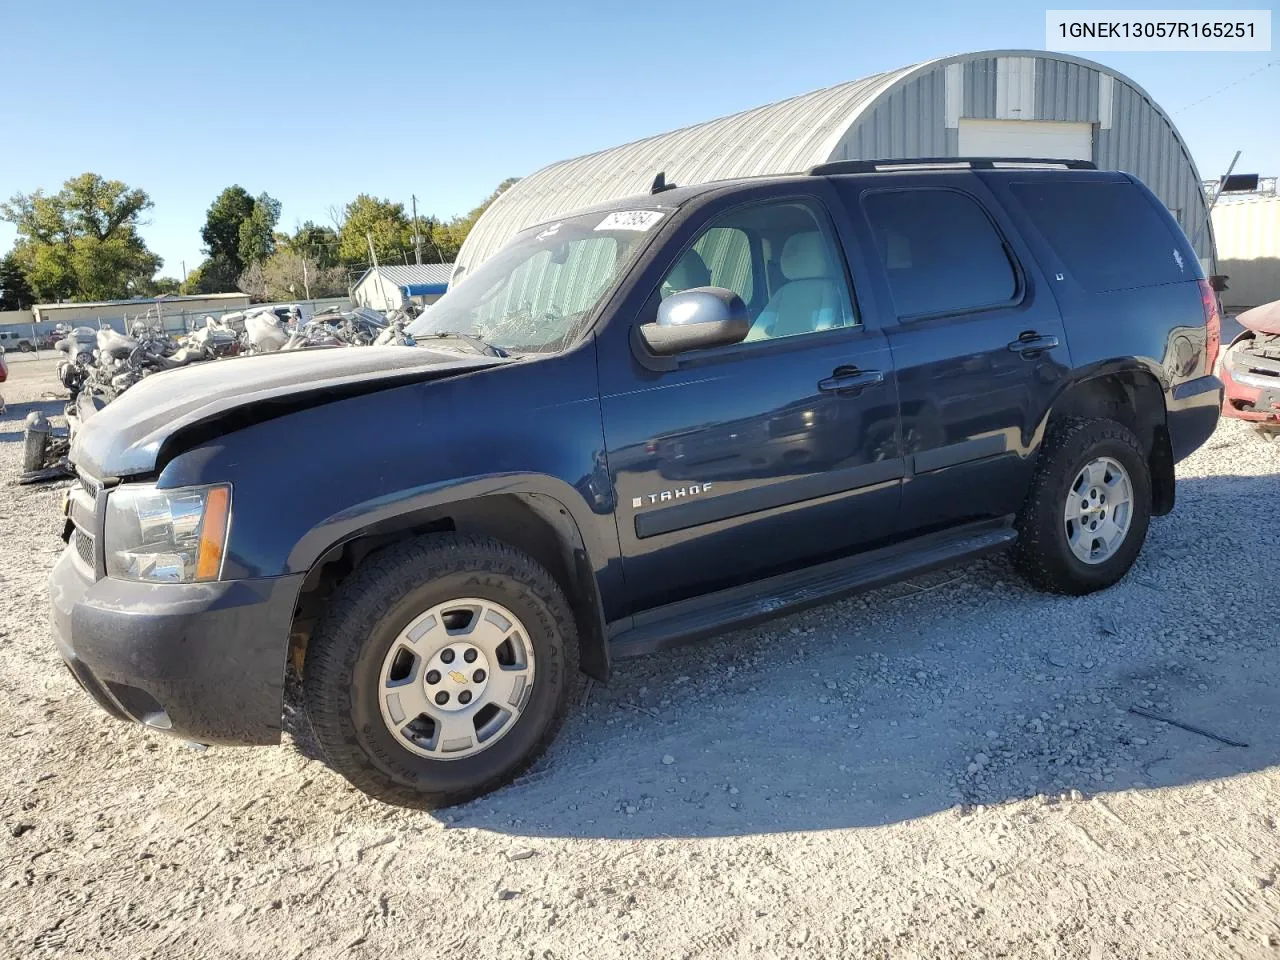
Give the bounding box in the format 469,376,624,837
459,50,1211,274
457,65,918,271
356,264,455,289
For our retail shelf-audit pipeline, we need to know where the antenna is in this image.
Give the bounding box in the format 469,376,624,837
651,171,676,194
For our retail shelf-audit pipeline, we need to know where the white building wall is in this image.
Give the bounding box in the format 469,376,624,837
353,272,406,312
1213,195,1280,310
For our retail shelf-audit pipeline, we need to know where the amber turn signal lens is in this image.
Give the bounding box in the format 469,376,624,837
194,485,231,581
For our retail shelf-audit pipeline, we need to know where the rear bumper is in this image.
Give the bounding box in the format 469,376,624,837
1167,374,1223,461
49,547,304,746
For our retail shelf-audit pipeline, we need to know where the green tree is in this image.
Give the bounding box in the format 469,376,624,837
285,221,341,269
192,186,281,293
200,186,255,272
182,256,242,295
0,251,35,309
0,173,162,301
238,250,347,303
432,177,519,261
150,276,182,296
337,195,414,268
238,192,281,268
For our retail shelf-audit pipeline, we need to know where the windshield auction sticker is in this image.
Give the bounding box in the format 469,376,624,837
1047,9,1270,50
596,211,665,232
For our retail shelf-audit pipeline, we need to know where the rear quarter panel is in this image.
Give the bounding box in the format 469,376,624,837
983,172,1211,395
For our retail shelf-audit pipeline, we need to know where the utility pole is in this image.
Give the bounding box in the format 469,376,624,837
300,257,312,302
1190,149,1242,261
368,231,391,309
411,194,423,266
1207,150,1242,213
181,260,187,285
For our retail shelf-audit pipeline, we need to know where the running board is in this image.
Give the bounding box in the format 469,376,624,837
608,518,1017,659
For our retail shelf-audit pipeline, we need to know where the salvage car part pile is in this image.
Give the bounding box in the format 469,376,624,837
20,306,417,483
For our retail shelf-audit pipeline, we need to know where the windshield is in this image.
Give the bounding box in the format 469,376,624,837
408,209,662,352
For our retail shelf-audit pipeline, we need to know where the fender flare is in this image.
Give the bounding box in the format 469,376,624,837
1037,360,1176,514
1035,359,1170,435
286,472,616,680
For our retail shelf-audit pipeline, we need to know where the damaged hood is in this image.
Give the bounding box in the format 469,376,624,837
72,346,509,478
1237,300,1280,336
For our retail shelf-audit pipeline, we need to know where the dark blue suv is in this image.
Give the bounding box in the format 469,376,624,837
50,160,1223,807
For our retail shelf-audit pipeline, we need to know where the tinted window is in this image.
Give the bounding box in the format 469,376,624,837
660,225,754,303
659,199,856,344
1011,180,1191,292
695,226,753,303
862,189,1017,317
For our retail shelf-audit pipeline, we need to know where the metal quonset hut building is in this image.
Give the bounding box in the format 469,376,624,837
456,49,1213,279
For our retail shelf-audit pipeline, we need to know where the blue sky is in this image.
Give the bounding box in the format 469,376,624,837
2,0,1275,279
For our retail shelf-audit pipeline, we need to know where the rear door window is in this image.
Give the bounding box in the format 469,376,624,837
1010,180,1190,292
861,189,1018,318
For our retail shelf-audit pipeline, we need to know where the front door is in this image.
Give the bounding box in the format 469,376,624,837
598,192,903,617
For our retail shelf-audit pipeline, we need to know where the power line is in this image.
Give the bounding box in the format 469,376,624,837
1173,59,1277,115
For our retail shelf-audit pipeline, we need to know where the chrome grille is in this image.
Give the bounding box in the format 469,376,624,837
68,474,101,576
75,528,95,567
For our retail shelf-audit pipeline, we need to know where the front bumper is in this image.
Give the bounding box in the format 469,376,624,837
1221,359,1280,424
50,547,304,746
1167,374,1223,461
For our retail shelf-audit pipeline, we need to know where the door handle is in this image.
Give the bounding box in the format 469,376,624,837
1007,332,1059,356
818,367,885,395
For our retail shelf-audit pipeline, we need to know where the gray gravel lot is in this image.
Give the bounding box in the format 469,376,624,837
1,357,1278,958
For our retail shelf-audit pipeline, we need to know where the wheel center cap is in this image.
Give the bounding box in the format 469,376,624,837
423,643,491,712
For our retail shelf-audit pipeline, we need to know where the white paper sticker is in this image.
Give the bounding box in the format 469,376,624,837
596,210,664,232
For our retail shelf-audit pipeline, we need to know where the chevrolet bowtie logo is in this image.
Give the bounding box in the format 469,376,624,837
449,671,467,684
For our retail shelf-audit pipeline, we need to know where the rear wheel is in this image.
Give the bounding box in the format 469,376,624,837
1014,418,1152,595
304,534,577,808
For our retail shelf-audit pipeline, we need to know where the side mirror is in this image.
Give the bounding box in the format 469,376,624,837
638,286,750,357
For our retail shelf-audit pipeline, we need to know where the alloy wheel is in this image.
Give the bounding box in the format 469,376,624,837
377,598,536,760
1063,456,1134,564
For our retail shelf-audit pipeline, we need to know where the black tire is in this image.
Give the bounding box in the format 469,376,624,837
303,534,578,808
18,341,32,352
1013,417,1152,595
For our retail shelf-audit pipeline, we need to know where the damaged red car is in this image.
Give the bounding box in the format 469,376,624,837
1221,299,1280,437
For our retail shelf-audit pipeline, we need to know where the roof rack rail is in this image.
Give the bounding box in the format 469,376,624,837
807,157,1098,176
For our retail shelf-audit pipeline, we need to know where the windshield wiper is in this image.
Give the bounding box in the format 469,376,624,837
415,332,512,358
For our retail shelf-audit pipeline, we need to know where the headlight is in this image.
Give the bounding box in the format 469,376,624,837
104,484,231,582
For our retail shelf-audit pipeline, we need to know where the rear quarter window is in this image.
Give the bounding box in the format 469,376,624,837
1010,180,1194,293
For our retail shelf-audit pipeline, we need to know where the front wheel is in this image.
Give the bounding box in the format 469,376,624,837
1014,418,1152,595
303,534,578,808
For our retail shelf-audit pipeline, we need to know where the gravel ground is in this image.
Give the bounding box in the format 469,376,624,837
1,358,1278,959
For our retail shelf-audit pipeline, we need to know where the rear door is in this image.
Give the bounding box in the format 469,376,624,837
831,172,1072,532
596,184,903,616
